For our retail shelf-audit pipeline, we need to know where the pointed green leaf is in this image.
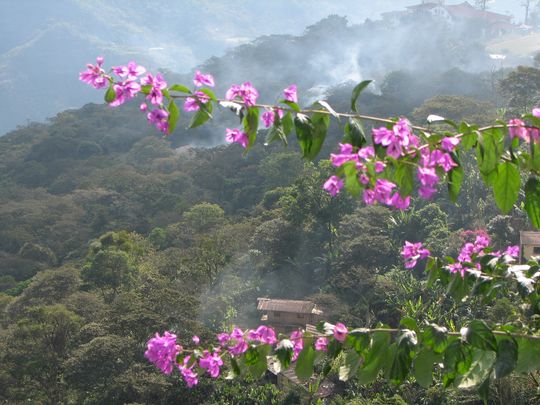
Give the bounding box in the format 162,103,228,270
414,348,441,388
493,162,520,213
351,80,372,112
169,84,191,93
167,100,179,134
463,321,498,352
105,84,116,103
295,345,316,381
357,332,390,385
525,176,540,229
188,109,210,128
339,350,361,381
493,336,517,379
344,117,366,147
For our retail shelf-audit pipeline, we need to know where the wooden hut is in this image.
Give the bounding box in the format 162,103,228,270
520,231,540,262
257,298,323,333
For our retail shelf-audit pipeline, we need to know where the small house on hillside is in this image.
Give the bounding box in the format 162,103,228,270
257,298,323,333
520,231,540,262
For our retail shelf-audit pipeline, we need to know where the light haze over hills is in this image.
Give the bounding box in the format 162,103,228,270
0,0,531,135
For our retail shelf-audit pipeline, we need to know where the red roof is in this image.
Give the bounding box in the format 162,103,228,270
446,2,511,22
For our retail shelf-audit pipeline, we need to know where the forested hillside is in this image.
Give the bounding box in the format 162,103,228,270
1,16,540,403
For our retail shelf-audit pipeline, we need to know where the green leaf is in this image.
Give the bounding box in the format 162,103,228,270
422,324,448,354
493,336,517,379
444,340,473,386
105,84,116,103
463,321,498,352
448,163,463,203
385,342,411,384
357,332,390,385
477,375,491,404
394,163,414,196
476,128,504,183
310,112,330,159
414,348,441,388
294,113,330,159
525,176,540,229
316,100,339,120
167,100,179,134
243,345,271,378
343,118,366,148
281,100,301,112
169,84,191,93
351,80,372,112
343,161,361,196
295,345,316,381
515,337,540,373
282,112,294,135
339,350,361,381
274,342,293,373
456,349,495,389
459,125,478,151
265,124,287,146
198,88,217,102
188,109,210,129
400,317,418,333
242,107,259,150
493,162,520,213
140,84,152,95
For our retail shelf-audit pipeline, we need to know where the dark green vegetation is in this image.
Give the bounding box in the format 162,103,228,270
1,47,540,403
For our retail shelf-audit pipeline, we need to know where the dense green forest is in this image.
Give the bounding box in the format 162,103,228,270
1,21,540,402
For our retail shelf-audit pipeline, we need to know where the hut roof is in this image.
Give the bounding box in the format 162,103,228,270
520,231,540,245
257,298,316,314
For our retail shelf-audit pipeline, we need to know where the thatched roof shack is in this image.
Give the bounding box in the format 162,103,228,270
257,298,323,333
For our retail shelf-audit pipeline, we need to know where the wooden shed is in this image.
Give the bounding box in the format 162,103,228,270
257,298,323,333
520,231,540,262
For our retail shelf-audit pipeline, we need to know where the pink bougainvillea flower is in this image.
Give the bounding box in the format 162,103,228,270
333,322,348,342
192,335,200,345
225,128,249,148
217,333,231,346
112,61,146,79
183,91,210,112
179,356,198,387
147,108,169,134
199,350,223,378
226,82,259,106
144,331,181,375
193,70,215,87
79,56,109,89
251,325,277,345
401,241,430,269
441,136,460,152
314,337,329,352
508,118,529,141
504,245,520,257
323,175,344,196
290,330,304,361
330,143,359,167
533,107,540,118
283,84,298,103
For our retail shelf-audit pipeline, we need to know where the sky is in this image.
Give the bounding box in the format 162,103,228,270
0,0,532,135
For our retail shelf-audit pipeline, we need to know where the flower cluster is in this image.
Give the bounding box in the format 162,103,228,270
79,56,109,89
508,117,540,143
372,118,419,159
225,128,249,149
145,322,351,388
79,57,215,134
226,82,259,106
144,332,182,375
446,233,520,277
401,241,430,269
